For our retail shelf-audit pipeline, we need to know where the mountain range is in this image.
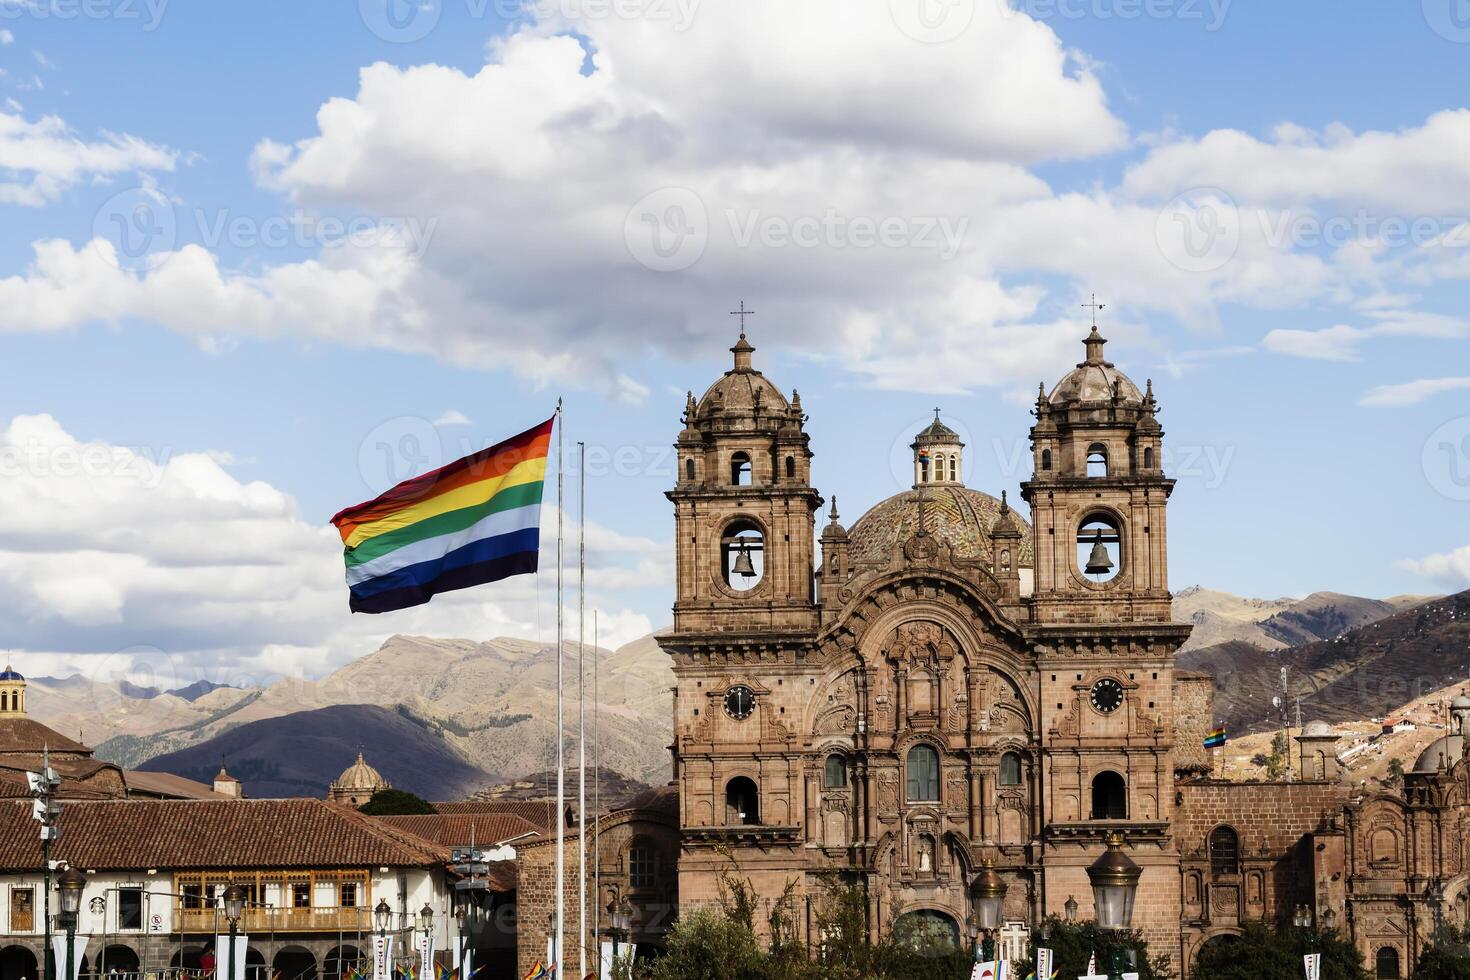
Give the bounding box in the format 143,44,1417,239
26,586,1454,800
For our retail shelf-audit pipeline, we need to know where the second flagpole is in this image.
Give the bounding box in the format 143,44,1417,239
555,398,565,977
577,439,587,980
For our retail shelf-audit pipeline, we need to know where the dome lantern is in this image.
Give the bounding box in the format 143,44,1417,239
911,410,965,487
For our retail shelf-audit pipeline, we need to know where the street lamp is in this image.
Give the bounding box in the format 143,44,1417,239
970,859,1007,962
56,867,86,980
375,900,393,936
1087,833,1142,980
1321,907,1337,932
222,884,246,980
420,903,434,935
604,898,633,972
1064,895,1078,924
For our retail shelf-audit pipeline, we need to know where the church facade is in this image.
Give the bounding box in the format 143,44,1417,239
518,324,1470,979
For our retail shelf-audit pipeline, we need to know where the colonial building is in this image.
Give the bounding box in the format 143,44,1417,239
0,798,457,980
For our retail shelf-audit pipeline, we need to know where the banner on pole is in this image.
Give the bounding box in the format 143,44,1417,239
971,961,1007,980
419,930,435,980
373,935,395,980
231,934,250,980
50,935,88,980
1304,952,1321,980
1035,948,1053,979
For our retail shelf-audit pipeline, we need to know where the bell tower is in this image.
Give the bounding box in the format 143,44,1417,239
667,320,822,633
0,665,24,718
1022,320,1173,625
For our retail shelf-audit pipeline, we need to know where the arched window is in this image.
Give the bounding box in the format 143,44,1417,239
1077,514,1122,583
721,520,765,592
730,451,752,485
1143,447,1154,470
1375,947,1400,979
999,752,1022,787
1090,771,1127,820
725,777,760,825
628,843,656,889
1209,826,1239,876
933,454,945,482
785,456,796,480
824,754,847,789
685,458,695,482
1041,448,1052,471
949,456,958,482
1086,444,1109,478
906,745,940,802
1370,828,1398,864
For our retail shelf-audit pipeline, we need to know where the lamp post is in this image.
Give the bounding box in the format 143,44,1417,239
1064,895,1078,924
222,884,246,980
1087,833,1142,980
1321,907,1337,933
375,900,392,980
970,859,1007,963
419,904,434,980
604,898,632,976
57,867,86,980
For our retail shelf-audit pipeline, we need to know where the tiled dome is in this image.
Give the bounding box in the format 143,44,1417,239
847,486,1034,566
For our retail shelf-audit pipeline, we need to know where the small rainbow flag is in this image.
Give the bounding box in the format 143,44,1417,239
1204,726,1228,749
332,416,554,613
522,962,548,980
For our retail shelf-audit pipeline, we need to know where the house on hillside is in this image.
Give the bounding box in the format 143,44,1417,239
0,798,459,980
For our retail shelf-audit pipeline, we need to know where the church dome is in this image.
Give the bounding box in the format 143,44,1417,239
0,666,23,682
695,333,791,420
1301,720,1334,737
334,752,388,792
1049,327,1144,406
848,486,1034,566
1413,735,1464,773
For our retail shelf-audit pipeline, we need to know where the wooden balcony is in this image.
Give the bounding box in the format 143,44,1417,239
176,906,372,935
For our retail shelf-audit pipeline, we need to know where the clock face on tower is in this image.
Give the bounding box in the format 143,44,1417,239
1090,678,1124,714
724,685,756,720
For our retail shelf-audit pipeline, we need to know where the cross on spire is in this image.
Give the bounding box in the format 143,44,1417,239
729,299,755,335
933,407,942,422
1081,292,1106,328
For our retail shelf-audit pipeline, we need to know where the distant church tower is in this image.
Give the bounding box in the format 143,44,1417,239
0,666,26,718
329,752,391,805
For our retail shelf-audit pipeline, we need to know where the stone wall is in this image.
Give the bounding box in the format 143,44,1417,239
1171,671,1215,775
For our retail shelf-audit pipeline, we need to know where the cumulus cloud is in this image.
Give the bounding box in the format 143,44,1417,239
1262,313,1469,361
0,109,176,206
433,409,472,426
1401,546,1470,589
0,414,664,684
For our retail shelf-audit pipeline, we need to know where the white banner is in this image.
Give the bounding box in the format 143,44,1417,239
452,938,472,980
1035,948,1053,980
229,934,250,980
418,930,434,980
599,939,633,980
1304,952,1321,980
971,962,1007,980
50,934,88,980
373,934,394,980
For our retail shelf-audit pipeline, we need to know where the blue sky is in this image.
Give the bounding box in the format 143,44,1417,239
1,0,1467,683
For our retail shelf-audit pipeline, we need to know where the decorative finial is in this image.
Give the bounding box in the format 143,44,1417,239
683,390,696,423
1000,490,1010,515
1081,292,1106,329
829,495,840,523
934,407,942,422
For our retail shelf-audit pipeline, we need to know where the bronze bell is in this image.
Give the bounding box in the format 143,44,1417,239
1085,530,1114,576
732,542,757,578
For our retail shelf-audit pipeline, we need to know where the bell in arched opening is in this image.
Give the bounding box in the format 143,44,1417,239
732,542,757,578
1084,529,1115,577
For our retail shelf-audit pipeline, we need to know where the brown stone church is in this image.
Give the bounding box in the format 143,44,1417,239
520,324,1469,980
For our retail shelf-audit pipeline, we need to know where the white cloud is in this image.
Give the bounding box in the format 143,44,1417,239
1262,313,1468,361
0,109,176,206
0,30,13,44
1360,377,1470,407
433,409,471,426
1401,546,1470,589
0,414,664,682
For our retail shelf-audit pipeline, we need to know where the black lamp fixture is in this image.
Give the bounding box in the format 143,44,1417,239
420,903,434,934
56,866,86,922
1063,895,1078,924
375,899,393,935
970,859,1007,962
223,883,247,925
1087,833,1142,932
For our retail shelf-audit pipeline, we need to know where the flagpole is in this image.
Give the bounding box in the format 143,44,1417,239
593,607,601,962
555,398,565,978
577,439,587,980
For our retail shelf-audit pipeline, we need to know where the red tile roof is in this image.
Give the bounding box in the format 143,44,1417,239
0,799,449,872
373,814,540,848
432,800,559,831
0,719,91,755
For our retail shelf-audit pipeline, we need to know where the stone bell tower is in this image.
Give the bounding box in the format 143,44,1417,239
667,325,823,633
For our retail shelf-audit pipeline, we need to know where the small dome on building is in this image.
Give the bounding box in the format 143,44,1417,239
1453,695,1470,710
848,486,1034,566
1413,735,1465,774
1301,720,1334,738
694,333,792,421
1049,327,1144,406
0,666,23,682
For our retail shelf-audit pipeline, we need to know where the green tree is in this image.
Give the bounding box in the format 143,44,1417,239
356,788,436,815
1266,732,1291,780
1014,917,1173,980
1416,923,1470,979
1190,921,1367,980
1386,757,1405,786
644,907,766,980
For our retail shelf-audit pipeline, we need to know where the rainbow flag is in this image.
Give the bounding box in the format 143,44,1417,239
522,962,548,980
1204,726,1228,749
331,416,554,613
